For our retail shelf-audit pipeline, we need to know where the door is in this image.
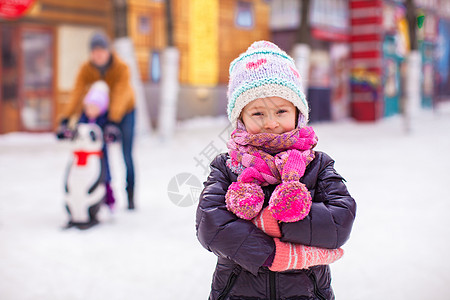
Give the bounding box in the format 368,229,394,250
1,25,20,133
20,26,55,132
421,41,434,108
382,35,401,117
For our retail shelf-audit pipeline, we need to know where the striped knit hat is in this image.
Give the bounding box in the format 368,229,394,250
84,80,110,114
227,41,309,126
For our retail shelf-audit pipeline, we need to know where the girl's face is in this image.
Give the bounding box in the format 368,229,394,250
241,97,297,134
84,103,102,120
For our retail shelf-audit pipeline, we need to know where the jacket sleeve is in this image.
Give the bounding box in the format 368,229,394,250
61,64,91,120
108,64,134,123
280,153,356,249
196,154,275,275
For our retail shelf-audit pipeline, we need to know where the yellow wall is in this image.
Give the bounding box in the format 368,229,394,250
187,0,219,86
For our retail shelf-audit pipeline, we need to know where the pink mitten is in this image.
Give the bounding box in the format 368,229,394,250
269,150,312,223
225,181,264,220
225,166,266,220
268,180,311,223
252,207,282,238
269,238,344,272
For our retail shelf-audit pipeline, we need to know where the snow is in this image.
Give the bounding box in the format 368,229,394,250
1,107,450,300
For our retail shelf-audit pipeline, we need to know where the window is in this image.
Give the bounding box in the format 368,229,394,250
235,1,254,29
21,29,54,131
138,15,151,34
150,51,161,83
310,0,349,32
270,0,300,30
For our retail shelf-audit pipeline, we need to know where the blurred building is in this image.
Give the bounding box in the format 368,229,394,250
436,2,450,101
1,0,449,134
349,0,408,121
128,0,269,84
134,0,450,124
133,0,270,127
270,0,351,122
0,0,270,133
349,0,447,121
0,0,113,134
270,0,450,122
415,0,438,109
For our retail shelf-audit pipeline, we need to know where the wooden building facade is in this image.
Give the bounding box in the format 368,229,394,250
127,0,270,86
127,0,166,82
0,0,270,133
0,0,113,134
127,0,270,124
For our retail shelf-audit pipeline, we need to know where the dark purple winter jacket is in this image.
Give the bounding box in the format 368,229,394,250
196,152,356,300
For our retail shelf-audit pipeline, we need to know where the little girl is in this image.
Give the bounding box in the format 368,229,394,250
78,80,116,210
196,41,356,299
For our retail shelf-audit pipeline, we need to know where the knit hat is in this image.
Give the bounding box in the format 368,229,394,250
227,41,309,126
90,32,110,50
84,80,110,114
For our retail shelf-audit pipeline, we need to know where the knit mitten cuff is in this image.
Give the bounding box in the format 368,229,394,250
252,207,282,238
269,238,299,271
269,238,344,272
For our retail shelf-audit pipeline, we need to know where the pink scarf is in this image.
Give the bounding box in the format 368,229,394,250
225,124,318,222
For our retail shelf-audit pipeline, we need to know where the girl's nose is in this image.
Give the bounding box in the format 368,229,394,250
264,119,279,130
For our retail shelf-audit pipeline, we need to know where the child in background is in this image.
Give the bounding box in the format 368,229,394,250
196,41,356,299
57,31,136,210
82,81,109,125
80,80,109,125
79,80,116,210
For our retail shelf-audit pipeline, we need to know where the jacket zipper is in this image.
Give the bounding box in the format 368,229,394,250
269,271,276,300
308,270,326,300
217,266,242,300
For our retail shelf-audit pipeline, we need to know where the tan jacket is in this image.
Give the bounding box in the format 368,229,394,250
61,53,135,123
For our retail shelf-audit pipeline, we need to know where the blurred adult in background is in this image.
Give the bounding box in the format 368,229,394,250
57,32,137,210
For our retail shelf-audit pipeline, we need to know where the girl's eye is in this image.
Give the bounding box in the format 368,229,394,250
252,112,263,116
277,109,287,114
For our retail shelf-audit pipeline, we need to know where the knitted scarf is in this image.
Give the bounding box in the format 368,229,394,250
225,124,318,222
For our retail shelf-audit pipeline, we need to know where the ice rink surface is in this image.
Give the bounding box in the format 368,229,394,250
1,106,450,300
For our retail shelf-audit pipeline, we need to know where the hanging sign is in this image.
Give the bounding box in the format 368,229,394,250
0,0,35,19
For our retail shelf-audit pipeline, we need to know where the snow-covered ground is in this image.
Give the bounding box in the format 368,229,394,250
1,106,450,300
